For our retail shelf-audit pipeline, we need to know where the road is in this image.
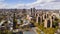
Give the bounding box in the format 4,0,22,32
23,27,37,34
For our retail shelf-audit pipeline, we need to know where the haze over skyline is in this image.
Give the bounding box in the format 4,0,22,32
0,0,60,9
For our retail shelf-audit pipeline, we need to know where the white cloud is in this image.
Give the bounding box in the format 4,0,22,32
14,0,55,8
27,0,55,8
0,0,60,9
35,2,60,9
41,2,60,9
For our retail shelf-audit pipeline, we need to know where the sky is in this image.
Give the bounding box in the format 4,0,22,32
0,0,60,9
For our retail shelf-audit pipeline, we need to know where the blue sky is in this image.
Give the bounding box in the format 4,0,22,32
4,0,36,4
0,0,60,9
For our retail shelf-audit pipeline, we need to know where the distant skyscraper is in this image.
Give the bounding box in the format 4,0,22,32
59,10,60,13
31,8,36,16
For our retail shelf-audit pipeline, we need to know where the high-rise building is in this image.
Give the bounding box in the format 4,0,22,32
31,8,36,16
